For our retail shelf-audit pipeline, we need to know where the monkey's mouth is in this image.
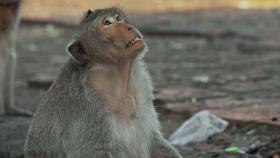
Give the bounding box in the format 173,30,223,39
126,35,142,48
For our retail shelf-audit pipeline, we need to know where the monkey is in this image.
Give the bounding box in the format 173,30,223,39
24,7,183,158
0,0,32,115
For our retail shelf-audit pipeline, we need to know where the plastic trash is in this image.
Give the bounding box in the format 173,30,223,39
169,110,229,146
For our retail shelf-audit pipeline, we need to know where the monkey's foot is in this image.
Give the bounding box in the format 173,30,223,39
5,106,33,116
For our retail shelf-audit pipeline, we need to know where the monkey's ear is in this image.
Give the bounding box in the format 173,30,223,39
67,40,89,64
86,9,93,16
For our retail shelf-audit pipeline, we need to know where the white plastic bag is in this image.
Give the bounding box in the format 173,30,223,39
169,110,228,146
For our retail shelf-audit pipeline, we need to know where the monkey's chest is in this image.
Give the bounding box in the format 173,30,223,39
109,95,138,122
90,75,138,122
110,110,154,158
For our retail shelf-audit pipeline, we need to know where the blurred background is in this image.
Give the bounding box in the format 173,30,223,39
1,0,280,158
21,0,280,23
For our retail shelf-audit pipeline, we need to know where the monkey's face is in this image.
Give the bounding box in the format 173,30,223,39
97,12,145,56
67,8,147,64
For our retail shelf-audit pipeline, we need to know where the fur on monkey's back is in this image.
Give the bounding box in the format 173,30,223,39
25,59,111,156
25,58,160,158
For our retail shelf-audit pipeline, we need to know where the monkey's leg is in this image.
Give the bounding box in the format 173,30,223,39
151,131,183,158
0,0,32,115
3,50,32,116
0,44,32,116
0,57,5,114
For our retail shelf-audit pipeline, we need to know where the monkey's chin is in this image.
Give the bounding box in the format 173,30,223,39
128,40,145,54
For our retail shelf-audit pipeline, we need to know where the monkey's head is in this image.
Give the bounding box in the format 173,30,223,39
67,7,147,64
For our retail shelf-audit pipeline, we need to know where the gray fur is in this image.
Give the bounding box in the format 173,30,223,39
24,7,182,158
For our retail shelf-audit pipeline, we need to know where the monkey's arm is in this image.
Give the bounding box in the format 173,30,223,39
151,131,183,158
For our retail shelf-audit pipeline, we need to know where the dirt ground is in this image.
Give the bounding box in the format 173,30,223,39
1,9,280,158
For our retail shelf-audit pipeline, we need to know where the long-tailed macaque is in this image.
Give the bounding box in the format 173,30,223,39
0,0,32,115
24,7,183,158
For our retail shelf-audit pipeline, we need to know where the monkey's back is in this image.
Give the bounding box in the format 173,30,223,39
24,59,111,157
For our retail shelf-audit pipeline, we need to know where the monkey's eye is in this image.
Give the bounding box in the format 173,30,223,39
104,20,112,26
115,15,122,22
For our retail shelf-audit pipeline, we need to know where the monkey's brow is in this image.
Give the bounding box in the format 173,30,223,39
102,12,120,21
81,7,126,25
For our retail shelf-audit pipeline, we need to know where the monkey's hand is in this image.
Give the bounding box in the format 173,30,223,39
151,131,183,158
